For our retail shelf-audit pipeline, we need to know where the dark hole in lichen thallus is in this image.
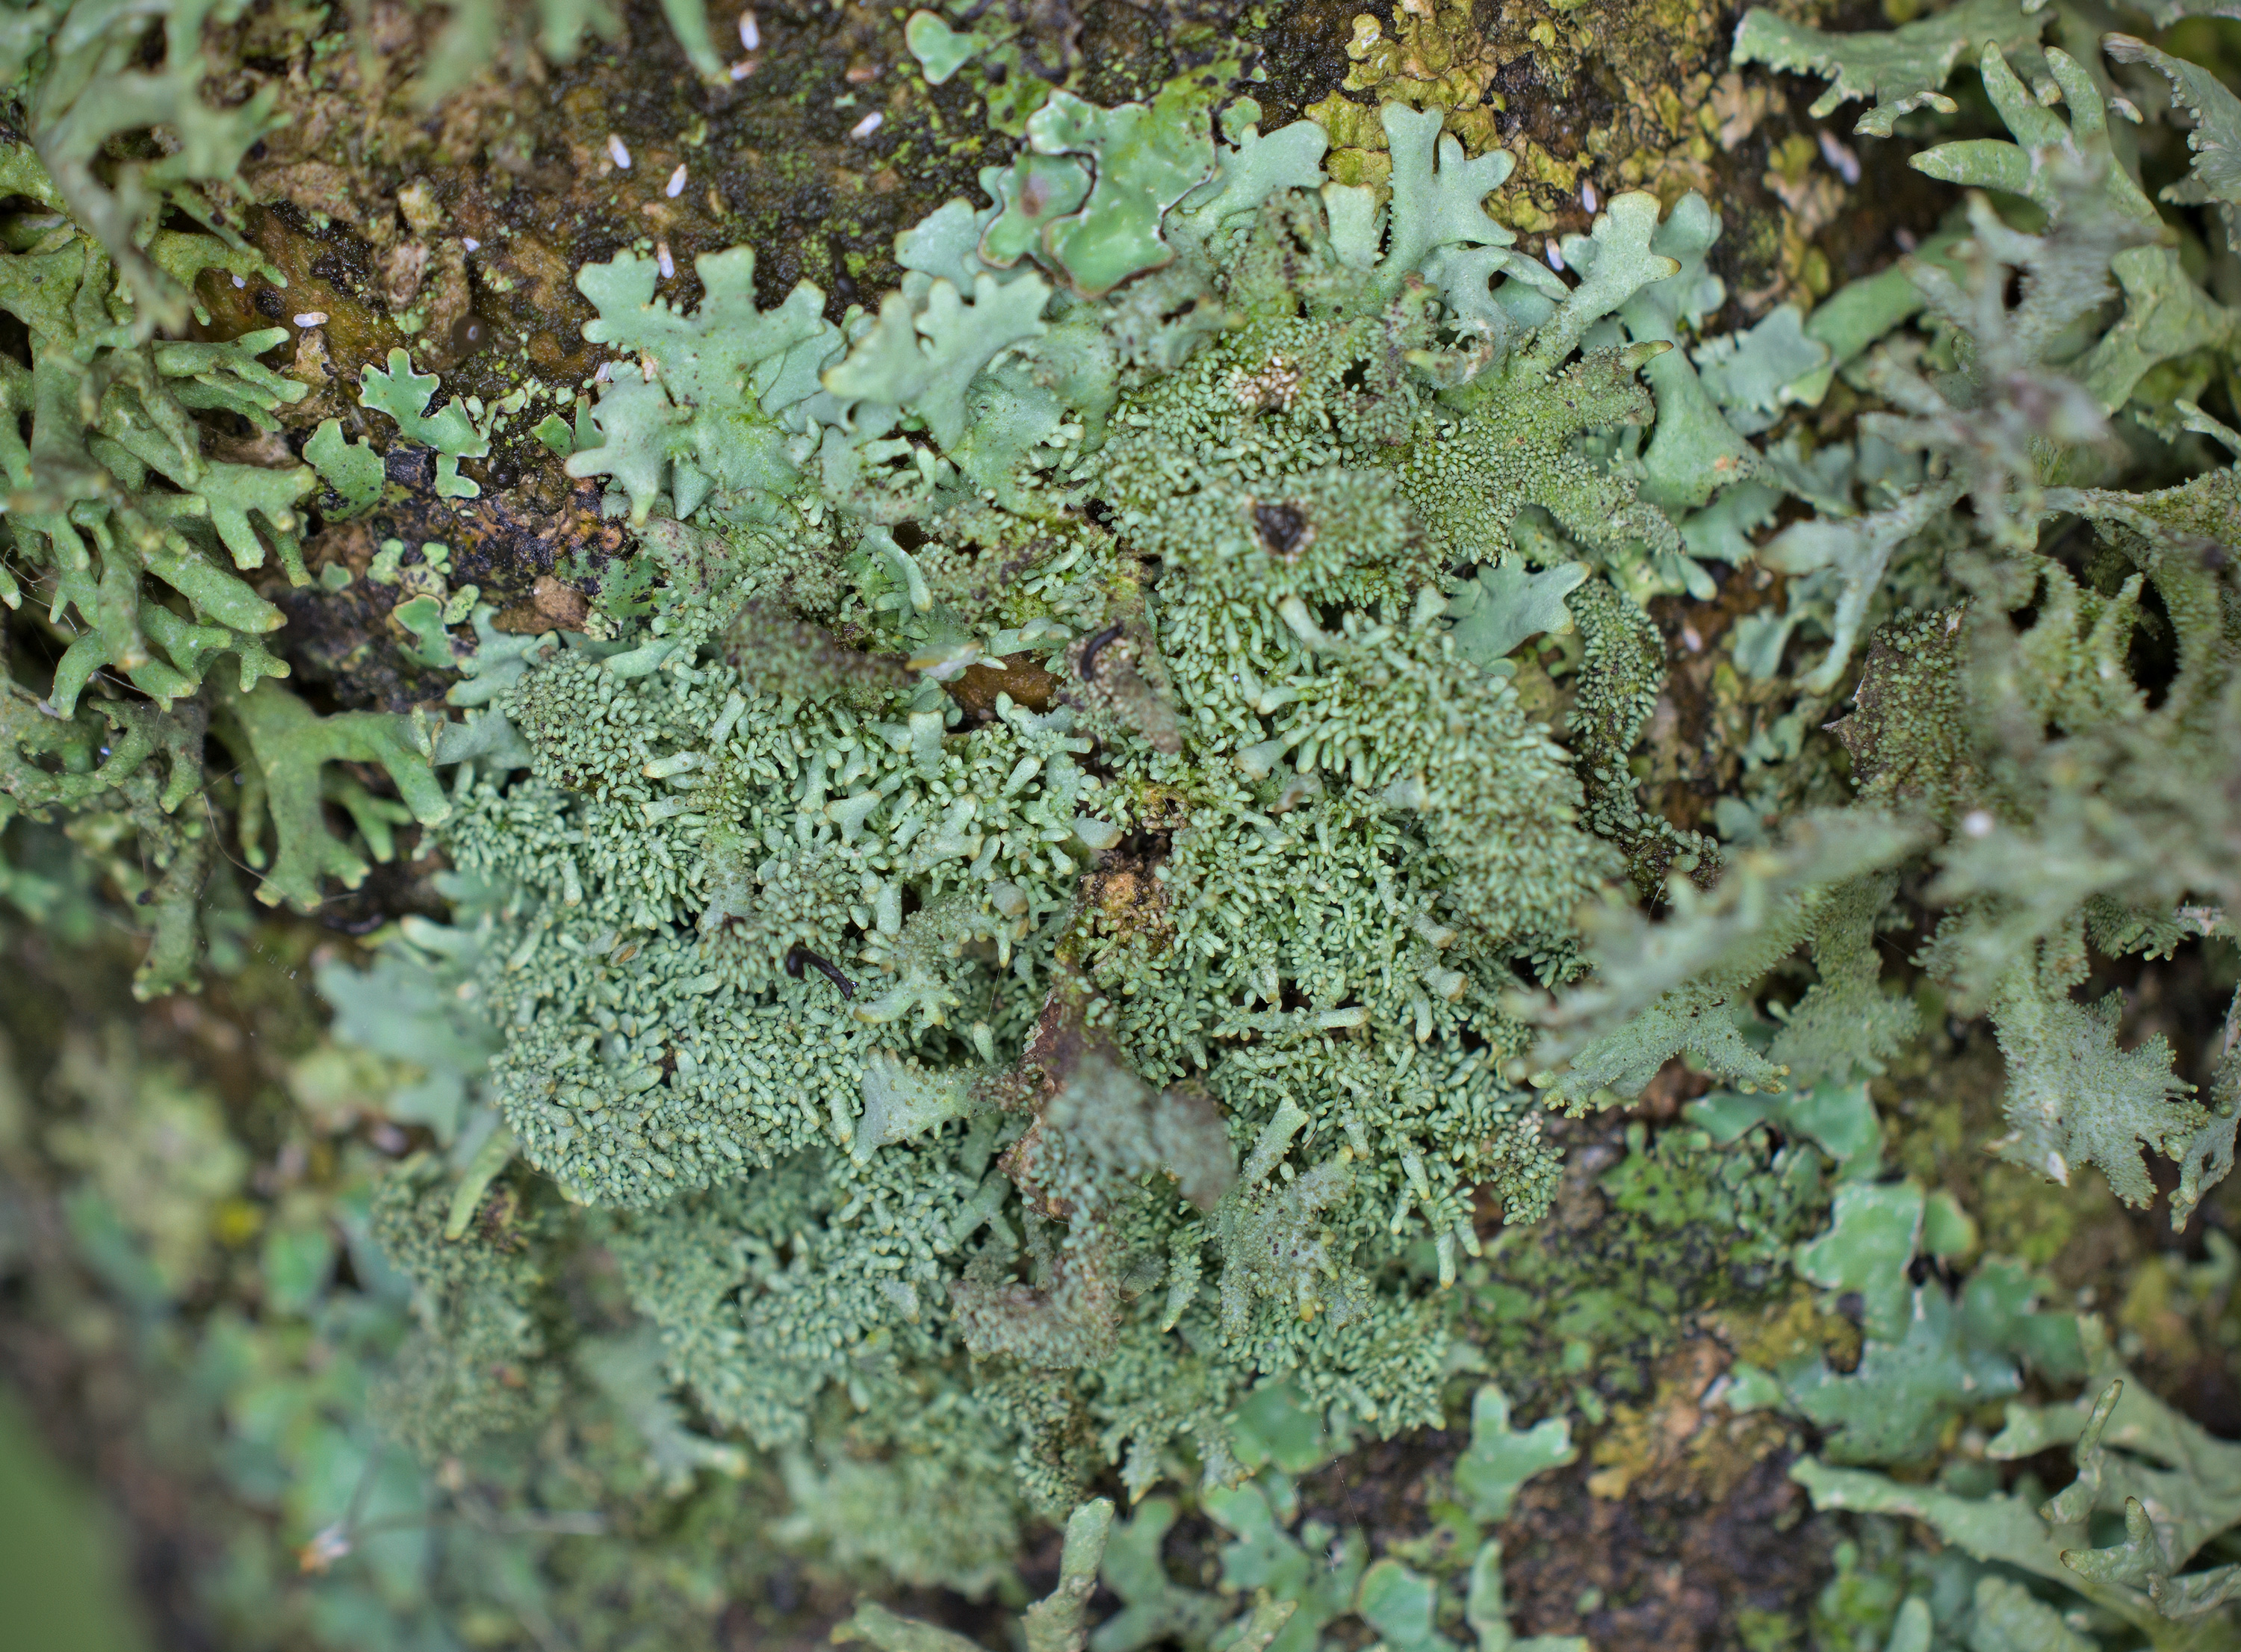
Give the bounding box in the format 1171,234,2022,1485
1253,501,1309,558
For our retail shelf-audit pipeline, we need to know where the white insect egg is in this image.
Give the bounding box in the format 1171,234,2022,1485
657,240,675,280
607,134,632,170
1962,810,1995,839
1545,240,1565,273
292,311,328,327
849,111,884,140
666,163,688,198
738,9,759,49
462,235,480,251
1581,179,1598,214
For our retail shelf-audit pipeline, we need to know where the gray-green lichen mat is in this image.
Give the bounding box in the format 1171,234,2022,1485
6,0,2241,1645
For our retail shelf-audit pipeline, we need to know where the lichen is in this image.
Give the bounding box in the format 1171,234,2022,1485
6,4,2241,1651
